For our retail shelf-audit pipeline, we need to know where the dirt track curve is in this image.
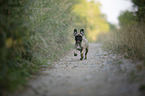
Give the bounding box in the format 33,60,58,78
15,43,145,96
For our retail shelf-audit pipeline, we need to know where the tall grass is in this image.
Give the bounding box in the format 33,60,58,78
0,0,74,95
103,22,145,60
28,0,74,64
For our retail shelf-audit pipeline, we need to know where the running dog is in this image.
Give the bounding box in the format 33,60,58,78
74,29,89,60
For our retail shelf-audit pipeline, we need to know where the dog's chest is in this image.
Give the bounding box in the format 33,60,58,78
76,43,82,51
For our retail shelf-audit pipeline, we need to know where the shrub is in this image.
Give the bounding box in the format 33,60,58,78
0,0,73,94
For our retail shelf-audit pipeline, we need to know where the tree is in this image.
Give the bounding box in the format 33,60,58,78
72,0,109,42
131,0,145,21
118,11,137,27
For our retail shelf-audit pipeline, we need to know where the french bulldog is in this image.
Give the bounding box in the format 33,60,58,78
74,29,89,60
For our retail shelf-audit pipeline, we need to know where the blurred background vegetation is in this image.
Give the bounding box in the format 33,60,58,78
103,0,145,60
0,0,145,95
72,0,109,42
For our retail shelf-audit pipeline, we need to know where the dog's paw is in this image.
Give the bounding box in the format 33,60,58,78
74,53,77,56
80,58,83,60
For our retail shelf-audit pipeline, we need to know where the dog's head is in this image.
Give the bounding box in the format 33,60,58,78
74,29,84,43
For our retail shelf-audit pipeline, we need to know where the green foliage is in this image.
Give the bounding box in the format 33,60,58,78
72,0,109,42
131,0,145,21
0,0,73,94
0,0,31,94
108,22,117,30
118,11,137,27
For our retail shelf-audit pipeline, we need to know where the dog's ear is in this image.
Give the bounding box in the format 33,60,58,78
74,29,77,36
80,29,84,36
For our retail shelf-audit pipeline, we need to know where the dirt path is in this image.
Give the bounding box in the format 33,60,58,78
16,43,145,96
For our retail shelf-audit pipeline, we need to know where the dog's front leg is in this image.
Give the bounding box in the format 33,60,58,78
74,50,77,56
80,48,85,60
74,45,77,56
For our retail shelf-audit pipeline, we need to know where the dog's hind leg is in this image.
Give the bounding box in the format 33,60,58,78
85,48,88,59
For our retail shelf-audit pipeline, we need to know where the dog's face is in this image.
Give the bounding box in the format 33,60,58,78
74,29,84,44
75,34,82,43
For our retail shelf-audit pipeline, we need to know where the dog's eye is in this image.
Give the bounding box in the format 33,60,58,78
75,36,82,42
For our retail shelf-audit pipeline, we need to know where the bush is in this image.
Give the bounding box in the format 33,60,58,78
0,0,74,94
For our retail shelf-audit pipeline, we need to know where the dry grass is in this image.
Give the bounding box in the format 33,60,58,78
103,22,145,60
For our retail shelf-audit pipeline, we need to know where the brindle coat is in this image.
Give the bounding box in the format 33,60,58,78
74,29,89,60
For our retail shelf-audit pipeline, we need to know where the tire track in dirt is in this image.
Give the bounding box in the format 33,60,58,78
16,43,145,96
